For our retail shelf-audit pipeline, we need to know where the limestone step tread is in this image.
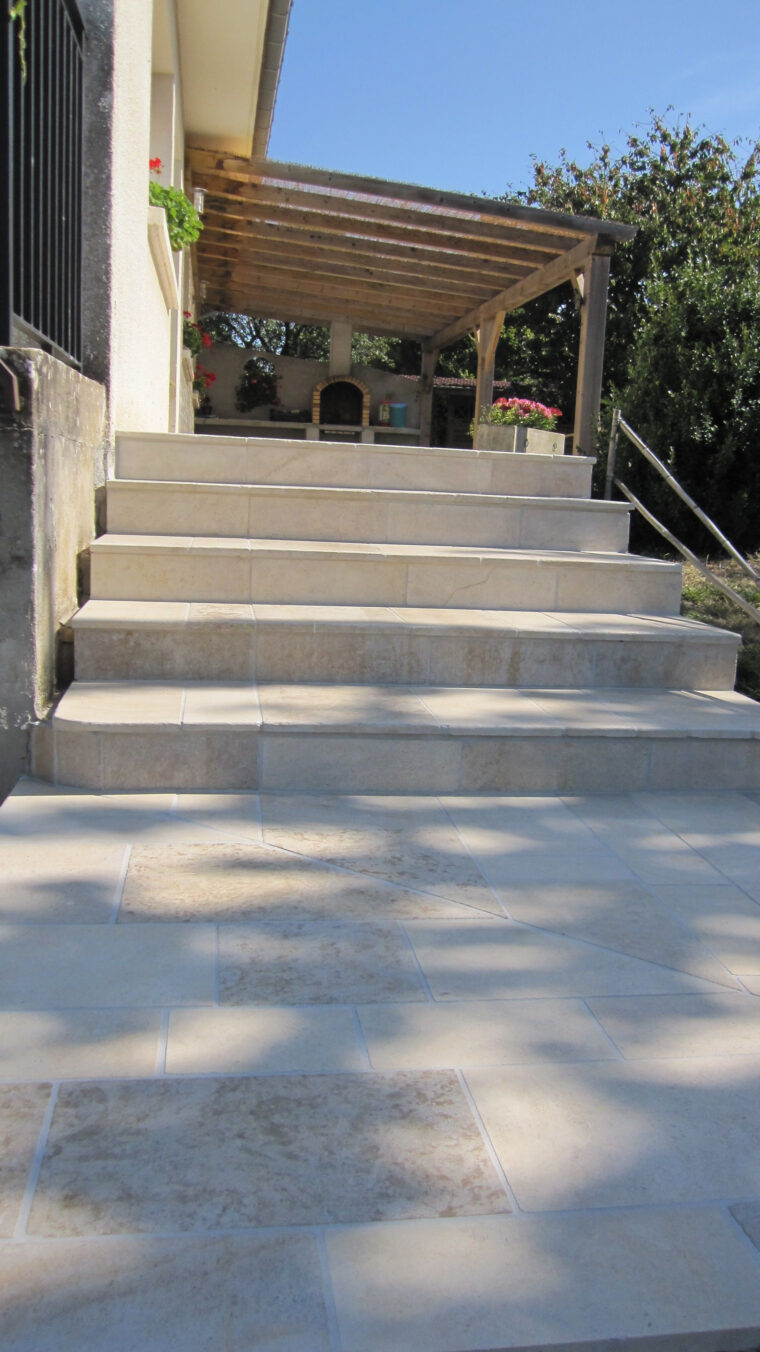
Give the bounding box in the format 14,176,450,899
116,430,595,499
108,478,627,512
52,681,760,737
72,598,737,645
91,533,675,568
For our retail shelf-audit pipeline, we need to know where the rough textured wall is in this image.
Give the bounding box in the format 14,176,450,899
0,351,107,801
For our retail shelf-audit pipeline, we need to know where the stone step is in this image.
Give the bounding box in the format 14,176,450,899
72,599,740,689
35,680,760,792
106,479,631,552
89,536,684,614
116,430,595,498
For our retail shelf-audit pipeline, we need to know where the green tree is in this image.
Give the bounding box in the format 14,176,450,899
496,113,760,548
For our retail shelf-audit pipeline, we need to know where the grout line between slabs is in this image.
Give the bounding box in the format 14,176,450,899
109,844,132,923
316,1228,345,1352
155,1010,170,1076
13,1083,59,1242
456,1069,521,1214
397,923,436,1003
579,998,625,1060
436,796,510,916
350,1007,373,1071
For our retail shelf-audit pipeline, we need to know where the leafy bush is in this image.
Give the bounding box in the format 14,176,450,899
235,357,279,412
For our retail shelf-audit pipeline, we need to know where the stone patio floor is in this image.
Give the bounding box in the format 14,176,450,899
2,779,760,1351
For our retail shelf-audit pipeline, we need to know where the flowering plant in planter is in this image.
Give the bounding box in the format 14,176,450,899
149,159,203,252
235,356,279,412
477,397,562,431
193,365,217,394
182,312,213,358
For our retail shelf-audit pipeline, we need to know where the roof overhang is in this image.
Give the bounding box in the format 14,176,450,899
189,155,637,346
177,0,292,159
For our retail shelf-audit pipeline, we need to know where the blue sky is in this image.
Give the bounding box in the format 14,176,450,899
269,0,760,196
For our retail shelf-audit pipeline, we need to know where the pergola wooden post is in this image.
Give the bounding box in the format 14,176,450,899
572,247,612,456
419,346,439,447
472,312,505,449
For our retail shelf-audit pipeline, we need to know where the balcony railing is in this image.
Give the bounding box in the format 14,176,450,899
1,0,84,367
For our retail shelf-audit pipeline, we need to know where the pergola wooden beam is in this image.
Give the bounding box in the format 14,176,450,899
188,150,637,244
424,238,596,350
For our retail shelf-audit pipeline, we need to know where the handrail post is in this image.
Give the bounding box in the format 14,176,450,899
604,407,619,500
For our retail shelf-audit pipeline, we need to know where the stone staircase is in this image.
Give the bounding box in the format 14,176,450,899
33,430,760,792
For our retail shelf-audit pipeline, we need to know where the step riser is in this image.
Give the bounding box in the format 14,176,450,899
74,625,738,690
116,437,594,499
34,723,760,793
91,553,683,615
107,486,630,553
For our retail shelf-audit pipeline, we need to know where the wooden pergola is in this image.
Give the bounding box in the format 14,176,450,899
188,153,636,453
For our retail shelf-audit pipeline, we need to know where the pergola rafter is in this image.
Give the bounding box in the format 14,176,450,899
189,152,636,451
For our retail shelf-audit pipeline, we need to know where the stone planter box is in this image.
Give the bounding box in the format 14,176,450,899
476,423,565,455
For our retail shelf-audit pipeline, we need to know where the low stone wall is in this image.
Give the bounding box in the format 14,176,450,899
0,350,107,800
199,347,421,425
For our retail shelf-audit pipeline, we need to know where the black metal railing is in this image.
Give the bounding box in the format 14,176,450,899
1,0,84,366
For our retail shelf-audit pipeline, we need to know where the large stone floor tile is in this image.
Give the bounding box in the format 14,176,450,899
587,991,760,1059
326,1209,760,1352
466,1056,760,1209
648,883,760,973
0,782,213,845
166,1006,366,1074
260,792,499,909
0,1011,161,1080
170,792,262,841
563,794,728,883
29,1072,509,1234
358,997,614,1069
0,924,216,1008
0,1232,331,1352
219,920,426,1004
0,1085,51,1236
491,880,739,987
120,841,499,922
406,920,722,1000
441,795,633,884
0,841,127,922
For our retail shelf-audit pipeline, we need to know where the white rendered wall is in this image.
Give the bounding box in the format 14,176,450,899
109,0,182,433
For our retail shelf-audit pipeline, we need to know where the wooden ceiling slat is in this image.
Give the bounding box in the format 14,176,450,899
199,216,537,280
198,235,526,290
196,177,577,256
201,264,462,317
207,286,435,339
199,197,559,268
188,150,637,243
197,247,497,303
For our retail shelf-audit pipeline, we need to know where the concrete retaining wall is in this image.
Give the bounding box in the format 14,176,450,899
0,351,107,800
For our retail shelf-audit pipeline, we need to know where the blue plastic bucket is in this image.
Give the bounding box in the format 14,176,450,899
389,403,407,428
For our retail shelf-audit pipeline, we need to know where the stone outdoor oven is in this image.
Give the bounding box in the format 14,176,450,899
312,375,371,427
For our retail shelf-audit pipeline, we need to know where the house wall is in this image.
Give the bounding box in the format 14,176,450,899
0,351,107,800
199,347,422,425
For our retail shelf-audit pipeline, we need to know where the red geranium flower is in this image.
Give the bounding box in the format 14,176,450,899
149,157,163,174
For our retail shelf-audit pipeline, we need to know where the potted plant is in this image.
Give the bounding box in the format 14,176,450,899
149,159,203,251
192,365,216,411
235,356,279,414
473,397,565,454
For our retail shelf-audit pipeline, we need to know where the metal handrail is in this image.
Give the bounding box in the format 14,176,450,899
605,408,760,626
606,409,760,581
